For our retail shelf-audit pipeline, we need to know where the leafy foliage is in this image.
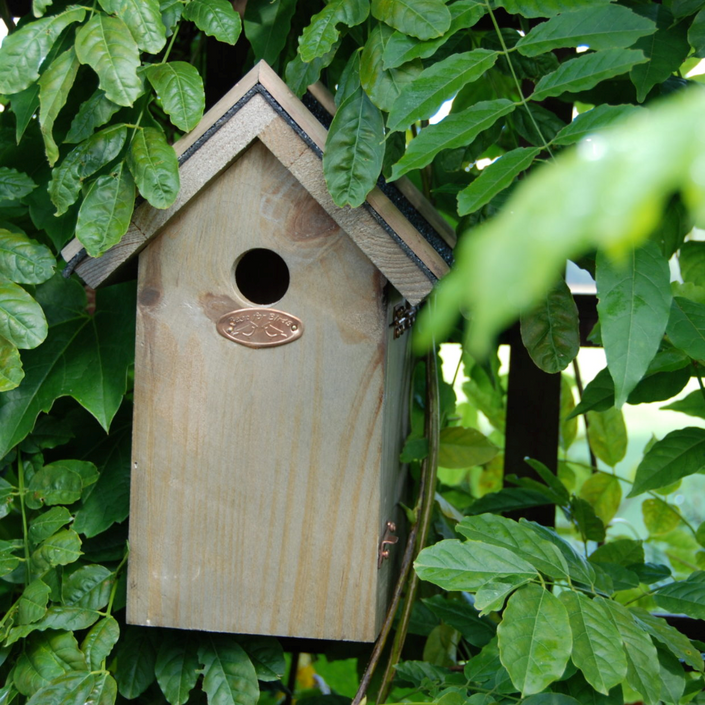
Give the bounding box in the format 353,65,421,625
2,1,705,704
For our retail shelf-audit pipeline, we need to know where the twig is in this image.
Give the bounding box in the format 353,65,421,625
376,349,440,704
283,651,299,705
572,358,598,471
0,0,15,33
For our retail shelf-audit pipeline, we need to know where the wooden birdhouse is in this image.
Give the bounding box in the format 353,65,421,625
61,62,453,642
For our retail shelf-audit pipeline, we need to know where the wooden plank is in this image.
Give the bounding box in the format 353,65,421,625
128,141,391,641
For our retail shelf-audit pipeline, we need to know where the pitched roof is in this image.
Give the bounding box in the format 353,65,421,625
61,61,454,304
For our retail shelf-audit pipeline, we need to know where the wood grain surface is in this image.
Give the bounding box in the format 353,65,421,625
127,141,407,641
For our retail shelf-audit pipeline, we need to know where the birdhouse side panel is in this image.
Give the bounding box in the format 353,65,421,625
127,140,390,641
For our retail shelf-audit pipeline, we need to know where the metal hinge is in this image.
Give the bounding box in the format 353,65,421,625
392,302,417,339
377,521,399,568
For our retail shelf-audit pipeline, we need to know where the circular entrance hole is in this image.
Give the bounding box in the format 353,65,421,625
234,248,290,305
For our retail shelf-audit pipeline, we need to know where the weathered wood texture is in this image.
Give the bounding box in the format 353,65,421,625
61,62,449,302
128,141,407,641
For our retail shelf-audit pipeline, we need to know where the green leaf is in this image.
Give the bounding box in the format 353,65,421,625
531,49,647,102
115,627,157,698
73,412,131,537
516,6,655,57
597,242,672,408
0,7,86,95
49,124,128,216
75,13,142,107
414,538,538,591
235,637,285,682
323,87,384,208
662,389,705,419
81,616,120,671
28,507,72,544
689,9,705,57
182,0,242,45
26,671,96,705
630,607,704,672
630,6,690,103
0,278,135,455
26,605,101,632
18,580,50,625
65,90,121,144
87,672,117,705
658,647,686,705
389,99,515,180
599,598,661,705
560,377,578,451
629,427,705,496
458,147,538,216
474,575,530,615
299,0,368,62
522,697,581,705
560,591,626,694
11,82,41,144
680,241,705,287
494,0,612,18
198,638,259,705
655,571,705,619
31,528,82,574
666,296,705,359
33,0,53,17
520,279,579,374
457,513,569,581
0,168,36,201
579,473,621,525
128,128,180,209
497,584,571,696
423,595,496,647
387,49,497,132
0,277,47,350
284,44,339,97
371,0,451,40
243,0,298,65
553,105,641,147
62,564,112,609
0,230,55,285
360,24,422,112
38,48,79,166
438,427,498,469
643,498,681,536
144,62,205,133
382,0,486,70
570,497,606,543
76,162,136,257
26,463,82,508
12,631,87,696
114,0,166,54
586,408,627,467
156,635,200,705
673,0,705,16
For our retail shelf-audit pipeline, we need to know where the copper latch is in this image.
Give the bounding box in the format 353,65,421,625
378,521,399,568
392,302,417,339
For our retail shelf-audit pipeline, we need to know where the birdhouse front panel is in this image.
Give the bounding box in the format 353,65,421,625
127,139,404,641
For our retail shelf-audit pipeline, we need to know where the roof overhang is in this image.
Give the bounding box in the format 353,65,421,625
61,61,454,305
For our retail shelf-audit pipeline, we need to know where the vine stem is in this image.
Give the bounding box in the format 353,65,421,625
104,545,129,618
17,450,31,586
375,347,440,705
0,0,14,33
484,1,554,159
571,358,598,471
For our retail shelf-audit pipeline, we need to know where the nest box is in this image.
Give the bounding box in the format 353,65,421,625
62,62,453,642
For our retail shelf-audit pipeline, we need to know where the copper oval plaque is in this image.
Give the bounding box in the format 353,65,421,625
216,308,303,348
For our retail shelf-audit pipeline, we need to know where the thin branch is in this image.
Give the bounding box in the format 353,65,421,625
0,0,15,33
376,349,440,704
572,358,598,471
